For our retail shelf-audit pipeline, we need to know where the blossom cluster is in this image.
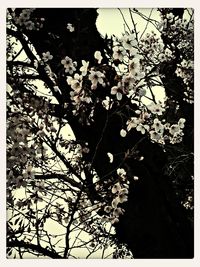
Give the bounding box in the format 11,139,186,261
13,8,44,31
61,56,77,74
122,105,186,144
159,10,194,103
65,53,106,119
111,33,145,80
175,59,194,103
7,88,57,196
61,37,187,144
103,31,175,105
7,110,36,191
102,168,130,224
42,51,53,62
67,72,93,111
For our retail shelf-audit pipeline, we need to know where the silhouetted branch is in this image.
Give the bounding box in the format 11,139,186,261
7,239,63,259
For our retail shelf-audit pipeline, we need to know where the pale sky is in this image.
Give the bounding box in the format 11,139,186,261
96,8,161,38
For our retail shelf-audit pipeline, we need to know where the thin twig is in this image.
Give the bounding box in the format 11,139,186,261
63,185,84,258
139,9,154,40
90,112,109,168
128,8,139,43
118,8,132,34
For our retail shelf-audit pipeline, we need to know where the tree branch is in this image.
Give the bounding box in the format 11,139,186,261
7,60,33,67
7,28,63,104
7,28,36,63
7,239,63,259
35,174,82,190
12,74,41,80
63,185,84,258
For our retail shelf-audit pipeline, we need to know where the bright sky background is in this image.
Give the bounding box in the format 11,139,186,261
97,8,161,38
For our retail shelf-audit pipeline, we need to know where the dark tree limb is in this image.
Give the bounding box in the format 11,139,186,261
7,239,63,259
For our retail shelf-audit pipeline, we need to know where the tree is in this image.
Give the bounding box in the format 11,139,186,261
6,8,194,259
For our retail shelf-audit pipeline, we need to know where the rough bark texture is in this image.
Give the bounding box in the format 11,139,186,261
12,8,194,258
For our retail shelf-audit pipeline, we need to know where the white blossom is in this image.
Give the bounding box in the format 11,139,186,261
61,56,76,74
136,124,149,134
166,12,174,22
148,102,165,116
15,9,35,26
102,96,113,110
112,197,120,208
23,164,35,179
113,207,124,217
175,67,182,77
169,124,181,135
127,117,140,131
89,70,105,89
119,188,128,195
67,23,75,32
104,205,112,213
164,123,170,130
24,20,35,31
178,118,186,128
134,70,145,80
129,58,140,76
111,217,119,224
121,33,137,50
42,51,53,62
152,118,164,133
113,46,126,61
61,56,73,66
20,9,31,20
120,129,127,137
67,73,83,92
111,86,123,100
33,60,39,69
118,193,128,203
94,51,103,64
107,152,114,163
158,53,166,62
117,168,126,177
165,48,173,58
15,16,27,26
112,182,121,194
150,130,162,141
80,60,89,76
